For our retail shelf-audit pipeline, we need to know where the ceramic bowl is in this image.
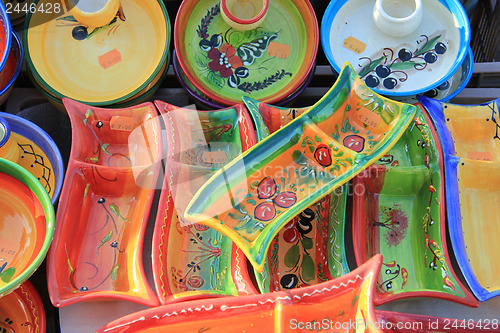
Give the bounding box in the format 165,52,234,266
24,0,170,107
0,1,10,74
321,0,470,97
419,95,500,302
184,63,416,272
70,0,120,28
174,0,318,106
0,32,23,105
0,281,46,333
221,0,268,31
0,157,55,297
0,112,64,204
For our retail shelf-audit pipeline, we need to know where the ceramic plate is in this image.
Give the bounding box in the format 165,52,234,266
0,281,46,333
24,0,170,105
184,63,416,272
98,255,383,333
352,104,477,306
174,0,318,105
152,100,258,304
419,95,500,302
241,97,349,292
0,111,64,204
321,0,470,96
0,157,54,297
47,99,161,307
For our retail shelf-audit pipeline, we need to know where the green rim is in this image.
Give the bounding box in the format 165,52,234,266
23,0,171,107
0,157,55,297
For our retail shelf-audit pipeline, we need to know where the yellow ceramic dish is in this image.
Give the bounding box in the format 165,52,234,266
24,0,169,106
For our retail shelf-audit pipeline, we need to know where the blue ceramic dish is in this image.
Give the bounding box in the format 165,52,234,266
440,46,473,102
321,0,470,97
0,112,64,204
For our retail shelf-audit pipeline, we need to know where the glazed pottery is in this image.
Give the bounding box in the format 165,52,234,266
70,0,120,28
352,104,478,306
0,0,10,74
0,281,46,333
0,112,64,204
419,95,500,302
97,254,384,333
0,157,55,297
184,63,416,272
0,32,23,105
174,0,318,105
321,0,470,97
221,0,268,31
24,0,170,106
242,97,349,292
152,100,258,304
47,99,161,307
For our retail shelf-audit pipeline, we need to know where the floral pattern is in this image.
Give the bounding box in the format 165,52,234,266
208,44,243,78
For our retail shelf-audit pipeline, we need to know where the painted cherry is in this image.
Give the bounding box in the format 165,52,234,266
314,144,332,167
254,202,276,221
283,227,299,243
257,177,277,199
274,192,297,208
343,135,365,153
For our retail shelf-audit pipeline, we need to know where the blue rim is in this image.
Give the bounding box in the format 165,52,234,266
0,112,64,205
0,1,11,75
419,95,500,301
440,46,474,102
0,31,23,96
0,115,10,147
321,0,471,97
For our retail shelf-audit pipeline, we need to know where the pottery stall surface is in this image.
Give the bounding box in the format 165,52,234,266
352,104,478,306
0,31,22,106
321,0,470,98
97,254,383,333
419,95,500,302
0,280,46,333
174,0,318,106
0,157,55,298
184,63,416,273
24,0,170,107
152,100,259,304
47,99,162,307
0,112,64,204
242,97,349,293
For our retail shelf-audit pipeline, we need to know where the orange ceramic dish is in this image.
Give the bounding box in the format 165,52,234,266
0,281,46,333
98,254,384,333
47,99,162,307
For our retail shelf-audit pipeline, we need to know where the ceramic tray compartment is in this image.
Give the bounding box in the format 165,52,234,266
353,105,477,306
47,99,161,307
152,100,258,304
184,63,416,272
420,95,500,301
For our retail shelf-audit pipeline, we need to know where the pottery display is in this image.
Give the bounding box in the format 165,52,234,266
352,104,478,306
47,99,162,307
321,0,470,97
97,254,384,333
419,95,500,302
0,32,22,105
0,157,55,297
0,112,64,204
152,100,258,304
174,0,318,105
184,63,416,272
0,281,46,333
24,0,170,106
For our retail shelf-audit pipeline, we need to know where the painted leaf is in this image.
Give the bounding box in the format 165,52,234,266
101,143,111,155
0,267,15,283
284,244,300,268
195,53,210,68
358,55,385,78
443,275,456,291
96,230,113,255
414,35,442,56
389,61,424,71
111,264,119,282
301,237,313,250
207,71,225,89
383,261,396,268
401,267,408,288
237,33,277,67
56,15,78,22
301,254,316,282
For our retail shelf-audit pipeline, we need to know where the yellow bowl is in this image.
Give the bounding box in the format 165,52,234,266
24,0,170,106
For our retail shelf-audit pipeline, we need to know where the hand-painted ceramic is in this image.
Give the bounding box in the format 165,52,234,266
375,310,489,333
173,50,315,109
321,0,470,97
24,0,170,106
352,104,477,306
0,32,23,105
97,254,384,333
174,0,318,105
184,63,416,272
0,157,55,297
47,99,162,307
0,112,64,204
152,100,258,304
242,97,349,292
0,281,46,333
0,1,10,74
419,95,500,302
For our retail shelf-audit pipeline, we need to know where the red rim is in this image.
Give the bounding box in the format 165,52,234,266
221,0,269,25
